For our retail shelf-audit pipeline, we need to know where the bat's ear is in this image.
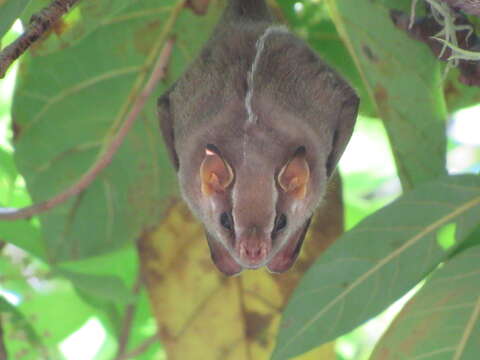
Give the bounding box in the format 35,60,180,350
326,92,359,177
157,89,179,170
200,144,234,196
278,146,310,200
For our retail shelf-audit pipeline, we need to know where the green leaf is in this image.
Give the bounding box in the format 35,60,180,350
0,0,30,40
0,147,16,207
123,289,161,358
272,175,480,360
18,0,133,55
0,253,96,355
0,219,45,259
371,245,480,360
18,282,95,347
450,225,480,259
56,269,135,304
57,246,137,284
0,296,38,344
444,68,480,113
325,0,447,189
0,294,48,358
74,286,122,337
0,147,16,184
12,0,222,262
57,246,140,337
0,148,45,259
277,0,375,116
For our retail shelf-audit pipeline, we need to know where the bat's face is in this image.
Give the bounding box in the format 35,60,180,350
197,144,317,276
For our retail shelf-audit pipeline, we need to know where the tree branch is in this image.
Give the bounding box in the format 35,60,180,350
115,271,143,360
116,335,159,360
0,0,81,78
0,37,175,220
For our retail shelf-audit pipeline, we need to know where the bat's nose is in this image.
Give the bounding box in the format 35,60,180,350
236,228,271,266
239,242,268,265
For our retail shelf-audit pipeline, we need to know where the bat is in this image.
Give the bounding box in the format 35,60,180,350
157,0,359,275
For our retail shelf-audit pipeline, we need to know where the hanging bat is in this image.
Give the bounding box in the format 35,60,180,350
157,0,359,276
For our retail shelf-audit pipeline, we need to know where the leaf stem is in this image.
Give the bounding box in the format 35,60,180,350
115,335,159,360
115,271,143,359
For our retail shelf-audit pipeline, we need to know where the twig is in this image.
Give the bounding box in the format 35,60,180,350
116,335,159,360
0,0,81,78
115,271,143,359
0,37,176,220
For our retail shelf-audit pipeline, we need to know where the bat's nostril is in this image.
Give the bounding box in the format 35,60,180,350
239,241,269,265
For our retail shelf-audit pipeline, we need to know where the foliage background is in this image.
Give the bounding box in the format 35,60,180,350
0,0,479,359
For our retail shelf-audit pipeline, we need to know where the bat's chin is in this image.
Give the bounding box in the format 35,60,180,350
235,248,297,273
236,256,270,270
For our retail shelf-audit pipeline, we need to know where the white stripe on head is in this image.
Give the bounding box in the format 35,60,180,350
245,25,288,125
243,25,289,162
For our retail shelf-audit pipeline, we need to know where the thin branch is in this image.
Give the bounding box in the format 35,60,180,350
116,335,159,360
115,271,143,359
0,0,81,78
0,37,175,220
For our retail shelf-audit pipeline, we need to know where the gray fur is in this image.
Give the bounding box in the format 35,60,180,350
158,0,359,275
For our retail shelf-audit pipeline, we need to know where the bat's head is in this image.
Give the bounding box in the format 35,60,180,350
198,143,317,276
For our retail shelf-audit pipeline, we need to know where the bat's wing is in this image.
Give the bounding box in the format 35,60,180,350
157,88,179,170
326,92,359,177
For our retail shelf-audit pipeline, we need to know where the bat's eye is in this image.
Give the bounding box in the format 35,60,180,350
220,212,234,231
274,214,287,233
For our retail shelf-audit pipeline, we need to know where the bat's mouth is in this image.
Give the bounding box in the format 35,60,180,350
239,261,267,270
